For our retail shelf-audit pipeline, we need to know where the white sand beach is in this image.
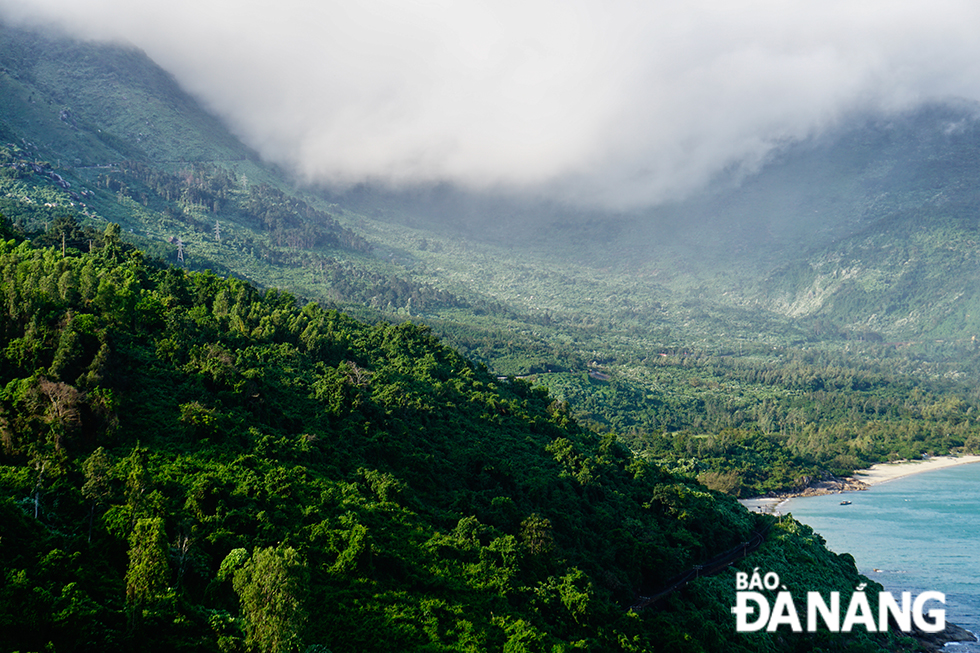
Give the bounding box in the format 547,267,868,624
739,455,980,514
847,454,980,487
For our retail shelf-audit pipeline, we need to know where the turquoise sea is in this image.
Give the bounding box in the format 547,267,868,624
783,463,980,649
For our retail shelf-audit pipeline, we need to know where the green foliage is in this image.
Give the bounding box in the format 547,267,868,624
5,18,976,503
531,349,980,495
232,546,309,653
0,22,973,652
0,234,905,652
125,517,169,608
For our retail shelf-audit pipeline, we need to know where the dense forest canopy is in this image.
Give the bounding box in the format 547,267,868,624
0,218,921,652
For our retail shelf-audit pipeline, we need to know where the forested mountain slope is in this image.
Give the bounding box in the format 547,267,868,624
5,20,980,499
745,104,980,340
348,102,980,344
0,22,434,319
0,224,917,652
0,20,969,651
0,22,250,165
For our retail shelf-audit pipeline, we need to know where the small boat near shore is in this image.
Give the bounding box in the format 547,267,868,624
839,500,852,505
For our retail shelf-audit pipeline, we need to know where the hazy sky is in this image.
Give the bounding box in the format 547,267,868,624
3,1,980,209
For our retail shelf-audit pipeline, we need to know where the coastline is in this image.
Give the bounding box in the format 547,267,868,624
740,456,980,652
740,454,980,514
848,454,980,487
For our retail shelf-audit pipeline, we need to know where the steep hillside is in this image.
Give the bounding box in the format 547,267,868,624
750,104,980,340
5,20,980,499
0,23,251,165
0,227,916,652
0,22,438,322
764,207,980,340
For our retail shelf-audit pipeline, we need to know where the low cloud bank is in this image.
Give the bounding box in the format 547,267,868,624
4,1,980,209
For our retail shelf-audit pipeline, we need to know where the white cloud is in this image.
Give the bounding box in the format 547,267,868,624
4,0,980,208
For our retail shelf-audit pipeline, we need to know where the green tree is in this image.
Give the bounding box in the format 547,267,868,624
102,223,123,260
81,446,113,542
232,546,309,653
125,516,169,608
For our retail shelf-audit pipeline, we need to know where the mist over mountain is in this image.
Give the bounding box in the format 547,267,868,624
342,99,980,255
5,0,980,210
5,17,980,652
4,13,980,348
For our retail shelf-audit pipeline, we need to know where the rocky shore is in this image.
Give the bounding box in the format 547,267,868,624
912,621,978,651
742,455,980,511
739,474,868,513
776,473,870,499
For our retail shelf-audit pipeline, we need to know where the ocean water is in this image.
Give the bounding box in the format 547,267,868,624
783,463,980,649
